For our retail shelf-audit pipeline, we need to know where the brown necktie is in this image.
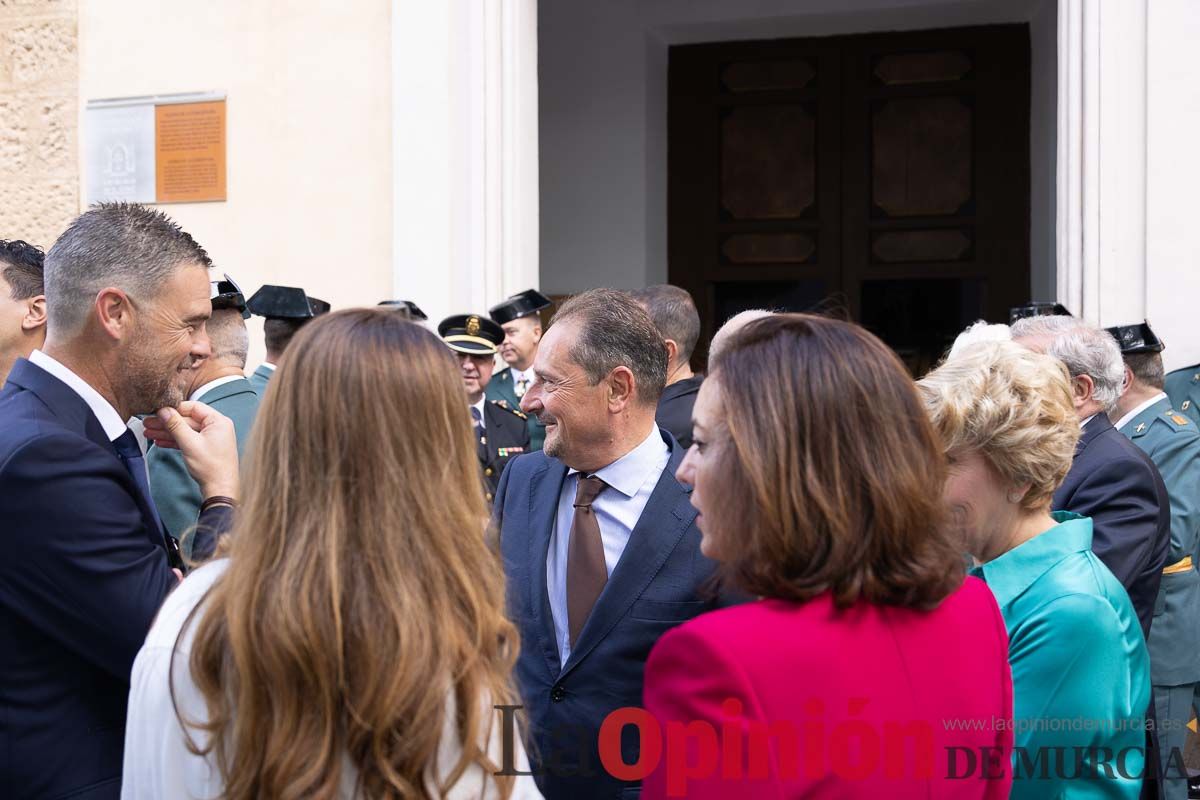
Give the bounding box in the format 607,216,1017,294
567,474,608,646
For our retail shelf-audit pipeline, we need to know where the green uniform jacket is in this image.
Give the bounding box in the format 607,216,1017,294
1165,364,1200,426
148,377,261,557
485,366,545,451
1120,396,1200,686
246,363,274,397
478,400,531,503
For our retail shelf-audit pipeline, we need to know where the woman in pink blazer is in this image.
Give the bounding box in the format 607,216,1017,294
641,314,1012,799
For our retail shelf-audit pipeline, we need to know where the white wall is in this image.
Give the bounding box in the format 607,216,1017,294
539,0,1055,297
79,0,394,369
1146,0,1200,370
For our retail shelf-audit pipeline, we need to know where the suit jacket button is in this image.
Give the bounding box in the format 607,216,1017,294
551,686,566,702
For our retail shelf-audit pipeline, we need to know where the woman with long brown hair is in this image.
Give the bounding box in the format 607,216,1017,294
641,314,1013,798
121,309,542,799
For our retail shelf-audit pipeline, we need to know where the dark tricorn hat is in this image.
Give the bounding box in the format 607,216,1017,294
1105,321,1165,355
489,289,552,326
246,285,316,320
378,299,428,321
438,313,505,355
307,296,331,316
210,273,249,319
1009,301,1073,324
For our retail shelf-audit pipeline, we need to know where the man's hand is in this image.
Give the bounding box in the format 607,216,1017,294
143,401,240,501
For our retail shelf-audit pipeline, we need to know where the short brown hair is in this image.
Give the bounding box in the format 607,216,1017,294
0,239,45,300
629,284,700,363
552,288,668,405
709,314,963,609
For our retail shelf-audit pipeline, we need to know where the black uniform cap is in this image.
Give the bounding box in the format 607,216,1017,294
489,289,552,325
246,285,317,320
1009,302,1074,325
307,296,331,316
438,313,505,355
210,273,249,319
1105,321,1165,355
378,299,428,321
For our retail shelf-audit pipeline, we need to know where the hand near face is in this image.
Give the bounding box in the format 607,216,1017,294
144,400,240,500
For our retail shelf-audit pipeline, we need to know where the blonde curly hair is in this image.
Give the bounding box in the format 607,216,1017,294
917,340,1080,510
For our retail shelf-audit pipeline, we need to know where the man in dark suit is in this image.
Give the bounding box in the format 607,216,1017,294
487,289,552,451
0,203,240,799
494,289,726,799
630,284,703,448
1014,315,1171,638
439,313,530,502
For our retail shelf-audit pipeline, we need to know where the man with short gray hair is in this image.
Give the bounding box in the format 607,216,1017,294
1013,315,1170,638
493,288,725,800
0,203,239,799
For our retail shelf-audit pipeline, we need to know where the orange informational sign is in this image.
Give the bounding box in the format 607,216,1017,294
154,100,226,203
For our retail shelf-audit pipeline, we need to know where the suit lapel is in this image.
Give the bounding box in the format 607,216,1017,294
561,440,696,677
9,359,168,544
1077,413,1113,455
529,458,569,677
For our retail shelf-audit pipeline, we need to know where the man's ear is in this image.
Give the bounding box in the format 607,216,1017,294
1072,374,1095,407
95,287,135,342
607,365,636,411
531,323,543,344
664,339,680,369
1121,364,1134,397
22,295,46,332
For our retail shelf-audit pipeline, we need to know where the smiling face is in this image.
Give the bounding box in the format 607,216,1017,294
119,263,213,413
674,376,727,559
456,351,496,403
521,319,612,469
498,316,541,369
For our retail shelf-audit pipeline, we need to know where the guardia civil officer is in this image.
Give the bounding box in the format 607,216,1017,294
378,299,428,322
245,284,330,394
1165,364,1200,426
1108,321,1200,800
439,313,530,502
486,289,551,450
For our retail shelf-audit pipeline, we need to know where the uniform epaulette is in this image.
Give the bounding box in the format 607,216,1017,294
491,399,527,419
1164,410,1191,428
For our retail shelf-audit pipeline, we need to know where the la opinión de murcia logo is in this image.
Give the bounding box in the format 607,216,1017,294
494,700,1174,796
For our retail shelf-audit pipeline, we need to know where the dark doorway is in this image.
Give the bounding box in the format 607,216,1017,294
668,25,1030,374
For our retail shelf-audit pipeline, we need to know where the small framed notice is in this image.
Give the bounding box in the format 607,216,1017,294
85,92,227,205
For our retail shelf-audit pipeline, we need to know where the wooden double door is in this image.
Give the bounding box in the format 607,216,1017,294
668,24,1030,373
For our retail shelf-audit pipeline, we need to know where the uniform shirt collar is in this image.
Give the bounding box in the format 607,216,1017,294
1113,392,1169,431
511,365,536,384
189,374,244,402
970,511,1093,610
471,396,487,427
568,424,668,498
29,349,128,441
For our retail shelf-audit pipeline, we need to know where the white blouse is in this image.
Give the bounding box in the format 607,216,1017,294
121,559,544,799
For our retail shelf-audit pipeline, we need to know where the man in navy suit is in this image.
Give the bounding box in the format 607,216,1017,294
0,204,240,799
1014,315,1171,637
494,289,727,800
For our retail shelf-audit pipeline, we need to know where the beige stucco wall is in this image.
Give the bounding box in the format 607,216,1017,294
78,0,394,368
0,0,78,250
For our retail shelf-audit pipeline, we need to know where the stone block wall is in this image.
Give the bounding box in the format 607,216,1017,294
0,0,77,251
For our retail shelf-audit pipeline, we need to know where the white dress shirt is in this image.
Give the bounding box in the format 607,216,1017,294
1113,392,1169,431
29,349,127,441
546,425,670,666
121,559,545,799
188,375,244,403
510,365,536,393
